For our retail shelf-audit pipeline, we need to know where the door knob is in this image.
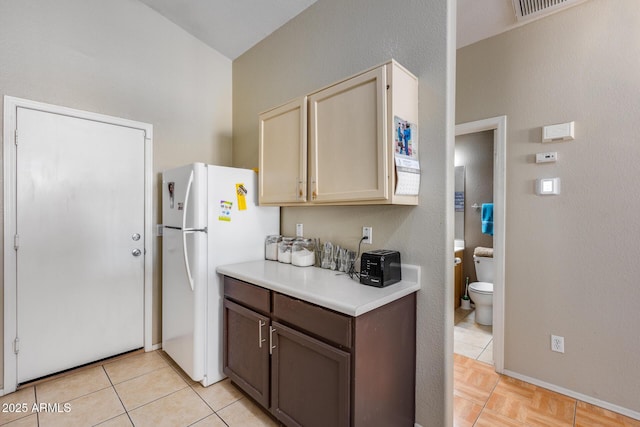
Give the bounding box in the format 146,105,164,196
132,249,142,257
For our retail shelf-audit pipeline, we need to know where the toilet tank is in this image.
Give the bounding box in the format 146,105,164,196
473,255,494,283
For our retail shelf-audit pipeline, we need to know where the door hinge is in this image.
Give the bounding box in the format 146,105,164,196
14,234,19,251
14,337,19,354
14,129,18,145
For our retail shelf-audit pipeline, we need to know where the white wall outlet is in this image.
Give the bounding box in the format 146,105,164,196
296,223,303,237
551,335,565,353
156,224,163,237
362,226,372,244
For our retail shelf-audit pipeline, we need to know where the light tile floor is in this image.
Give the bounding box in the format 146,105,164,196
2,344,639,426
455,307,493,365
0,350,279,427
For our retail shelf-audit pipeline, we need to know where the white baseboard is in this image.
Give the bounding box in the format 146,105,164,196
150,343,162,351
503,370,640,421
0,388,4,397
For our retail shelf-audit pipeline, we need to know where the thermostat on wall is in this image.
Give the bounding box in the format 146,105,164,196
536,178,561,195
542,121,574,143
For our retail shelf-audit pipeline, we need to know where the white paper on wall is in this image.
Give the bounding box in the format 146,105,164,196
395,156,420,195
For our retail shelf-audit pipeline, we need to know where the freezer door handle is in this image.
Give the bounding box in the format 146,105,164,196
182,170,194,231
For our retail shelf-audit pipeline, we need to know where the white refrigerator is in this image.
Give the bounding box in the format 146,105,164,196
162,163,279,386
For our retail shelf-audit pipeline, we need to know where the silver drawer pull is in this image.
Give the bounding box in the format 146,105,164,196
258,320,266,348
269,326,276,355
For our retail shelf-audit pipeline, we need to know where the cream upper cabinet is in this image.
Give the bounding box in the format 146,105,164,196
259,60,418,206
308,66,387,203
259,97,307,204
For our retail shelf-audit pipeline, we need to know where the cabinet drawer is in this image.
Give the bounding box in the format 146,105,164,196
224,277,270,315
273,293,352,348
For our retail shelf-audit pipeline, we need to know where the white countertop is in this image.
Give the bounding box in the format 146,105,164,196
217,260,421,317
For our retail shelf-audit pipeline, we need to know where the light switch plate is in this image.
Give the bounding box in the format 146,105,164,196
536,178,561,195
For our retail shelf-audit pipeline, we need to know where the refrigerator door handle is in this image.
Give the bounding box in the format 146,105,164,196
181,170,196,291
182,230,195,291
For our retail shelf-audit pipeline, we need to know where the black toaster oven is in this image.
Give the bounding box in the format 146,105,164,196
360,250,401,287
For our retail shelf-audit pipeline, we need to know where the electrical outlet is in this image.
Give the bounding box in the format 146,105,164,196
551,335,565,353
296,223,303,237
362,226,372,244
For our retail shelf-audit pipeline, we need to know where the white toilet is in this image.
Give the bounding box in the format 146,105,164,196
469,249,494,326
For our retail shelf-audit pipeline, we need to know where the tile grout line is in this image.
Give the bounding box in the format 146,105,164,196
471,366,503,427
100,364,135,427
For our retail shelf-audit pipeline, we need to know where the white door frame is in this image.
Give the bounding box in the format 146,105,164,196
455,115,506,373
3,96,154,394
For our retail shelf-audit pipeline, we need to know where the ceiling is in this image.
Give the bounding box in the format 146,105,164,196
138,0,582,60
138,0,318,60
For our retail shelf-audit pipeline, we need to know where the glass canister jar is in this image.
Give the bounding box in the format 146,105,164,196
291,238,316,267
277,237,294,263
265,235,281,260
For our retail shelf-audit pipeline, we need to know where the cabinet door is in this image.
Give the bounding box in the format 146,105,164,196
223,299,270,407
270,321,350,427
259,97,307,204
309,66,387,203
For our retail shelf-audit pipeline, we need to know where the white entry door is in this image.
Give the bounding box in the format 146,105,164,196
14,107,146,383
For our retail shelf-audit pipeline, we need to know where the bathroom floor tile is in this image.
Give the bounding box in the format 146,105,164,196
455,307,494,366
454,339,486,360
477,340,494,365
455,325,493,348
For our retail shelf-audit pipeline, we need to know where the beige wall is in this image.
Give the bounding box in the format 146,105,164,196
0,0,232,389
232,0,455,425
457,0,640,413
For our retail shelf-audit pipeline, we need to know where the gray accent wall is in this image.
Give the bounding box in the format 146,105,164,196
232,0,454,425
457,0,640,414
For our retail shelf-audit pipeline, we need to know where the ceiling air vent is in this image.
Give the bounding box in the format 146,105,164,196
512,0,586,22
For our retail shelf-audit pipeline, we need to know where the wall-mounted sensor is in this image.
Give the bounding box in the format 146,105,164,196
542,122,574,143
536,178,561,195
536,152,558,163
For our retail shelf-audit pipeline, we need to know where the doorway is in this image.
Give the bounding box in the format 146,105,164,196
455,116,506,373
3,96,154,392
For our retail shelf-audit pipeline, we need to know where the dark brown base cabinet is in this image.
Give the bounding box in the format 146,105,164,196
223,276,416,427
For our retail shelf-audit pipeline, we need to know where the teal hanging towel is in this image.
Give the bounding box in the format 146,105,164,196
481,203,494,236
